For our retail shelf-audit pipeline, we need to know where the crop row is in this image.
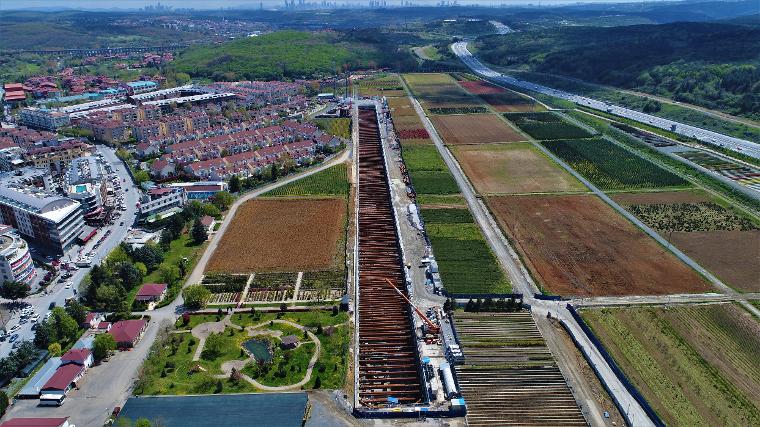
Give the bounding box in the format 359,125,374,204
300,270,345,290
208,292,241,304
245,289,294,302
203,282,247,293
627,202,758,232
505,112,593,140
422,208,510,294
266,163,349,197
202,273,249,285
541,138,690,190
429,106,490,115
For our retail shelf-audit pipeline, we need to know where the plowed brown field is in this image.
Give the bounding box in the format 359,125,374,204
487,194,711,296
206,198,345,273
431,114,525,145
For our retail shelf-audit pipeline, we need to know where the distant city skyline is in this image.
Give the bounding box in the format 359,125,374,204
1,0,680,12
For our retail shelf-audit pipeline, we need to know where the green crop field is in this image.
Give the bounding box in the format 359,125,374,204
583,304,760,426
505,112,594,140
314,118,351,139
402,145,460,195
265,163,349,197
422,208,510,294
541,138,689,190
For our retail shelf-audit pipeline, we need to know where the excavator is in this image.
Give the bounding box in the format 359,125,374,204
384,278,440,335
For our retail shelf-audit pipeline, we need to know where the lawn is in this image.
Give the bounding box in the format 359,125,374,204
541,138,690,191
422,208,510,294
582,304,760,426
264,163,349,198
136,310,349,395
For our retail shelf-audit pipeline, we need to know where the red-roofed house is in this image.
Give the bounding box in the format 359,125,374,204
60,348,93,369
200,215,215,234
97,322,112,333
82,312,105,329
41,364,85,396
0,418,71,427
109,319,148,349
150,159,174,178
135,283,168,302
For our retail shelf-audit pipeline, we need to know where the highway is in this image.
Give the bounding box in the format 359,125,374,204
0,145,140,358
451,41,760,159
405,93,656,427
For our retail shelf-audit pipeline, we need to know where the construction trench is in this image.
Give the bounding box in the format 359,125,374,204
355,104,425,409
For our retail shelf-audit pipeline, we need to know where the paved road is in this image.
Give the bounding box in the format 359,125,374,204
0,145,139,358
3,151,350,426
405,92,656,427
451,41,760,159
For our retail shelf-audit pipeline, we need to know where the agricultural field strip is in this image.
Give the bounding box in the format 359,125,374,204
571,292,760,308
527,134,739,294
401,88,538,296
575,109,760,219
407,88,660,425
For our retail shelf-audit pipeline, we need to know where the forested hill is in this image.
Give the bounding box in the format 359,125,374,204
172,30,417,81
476,22,760,119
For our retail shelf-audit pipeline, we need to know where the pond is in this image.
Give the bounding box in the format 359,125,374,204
243,339,273,362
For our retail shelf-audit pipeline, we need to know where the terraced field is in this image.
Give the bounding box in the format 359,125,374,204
454,311,585,427
403,73,484,111
583,304,760,426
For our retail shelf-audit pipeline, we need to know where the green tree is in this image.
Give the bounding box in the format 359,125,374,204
95,284,127,311
134,170,150,184
0,390,8,416
210,191,234,210
135,419,153,427
34,321,52,348
132,244,164,272
202,333,225,360
64,300,88,326
119,262,144,290
93,333,116,361
47,342,62,357
50,307,79,344
183,285,211,310
191,218,208,244
0,281,30,300
160,264,181,286
229,175,241,193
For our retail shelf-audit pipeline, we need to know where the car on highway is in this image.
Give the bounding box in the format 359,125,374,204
65,282,72,289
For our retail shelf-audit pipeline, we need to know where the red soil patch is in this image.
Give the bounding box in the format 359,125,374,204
488,194,711,296
459,80,507,95
207,198,345,273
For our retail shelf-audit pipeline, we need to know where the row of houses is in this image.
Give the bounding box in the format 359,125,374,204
18,317,149,403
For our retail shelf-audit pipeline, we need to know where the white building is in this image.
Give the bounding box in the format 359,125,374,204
0,187,84,255
138,187,187,221
0,225,36,285
19,107,71,131
65,156,108,219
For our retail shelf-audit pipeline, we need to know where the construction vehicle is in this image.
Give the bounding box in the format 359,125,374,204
384,278,440,335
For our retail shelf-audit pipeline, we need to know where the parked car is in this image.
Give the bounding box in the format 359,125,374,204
49,302,56,310
9,334,19,343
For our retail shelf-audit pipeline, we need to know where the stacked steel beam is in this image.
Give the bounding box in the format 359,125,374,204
356,105,423,407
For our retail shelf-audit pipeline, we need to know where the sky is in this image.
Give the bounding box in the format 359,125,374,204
1,0,677,11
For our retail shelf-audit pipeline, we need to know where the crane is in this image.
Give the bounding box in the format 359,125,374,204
384,278,440,334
